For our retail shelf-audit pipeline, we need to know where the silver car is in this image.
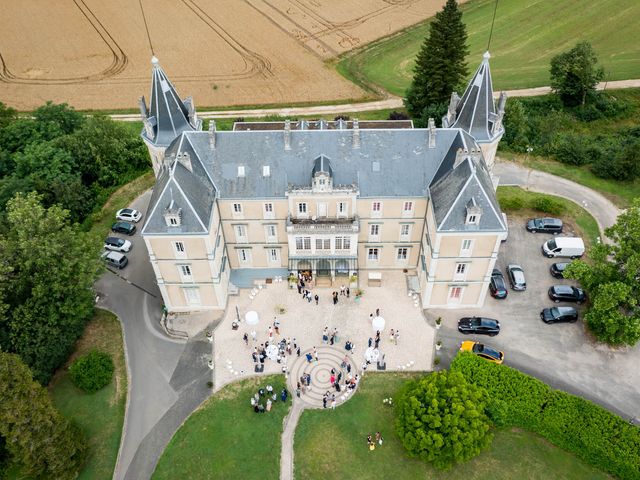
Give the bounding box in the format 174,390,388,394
507,264,526,291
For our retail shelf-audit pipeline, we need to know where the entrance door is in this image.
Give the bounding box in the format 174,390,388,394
335,259,349,277
317,203,327,218
317,259,331,277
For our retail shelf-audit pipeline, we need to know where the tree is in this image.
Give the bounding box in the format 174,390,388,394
33,101,85,136
550,42,605,107
395,371,493,469
0,192,102,383
502,99,530,151
0,352,86,479
564,200,640,346
405,0,468,119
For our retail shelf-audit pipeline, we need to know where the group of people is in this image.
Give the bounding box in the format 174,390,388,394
249,318,302,372
321,326,339,345
250,384,289,413
366,432,384,450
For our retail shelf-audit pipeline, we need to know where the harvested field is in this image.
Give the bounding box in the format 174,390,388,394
0,0,449,110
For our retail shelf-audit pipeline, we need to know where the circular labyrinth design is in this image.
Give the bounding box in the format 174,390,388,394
287,345,359,409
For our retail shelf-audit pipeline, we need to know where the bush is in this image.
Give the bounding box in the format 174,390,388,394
387,110,410,121
69,350,114,393
451,353,640,480
497,194,524,211
395,371,493,469
531,196,565,215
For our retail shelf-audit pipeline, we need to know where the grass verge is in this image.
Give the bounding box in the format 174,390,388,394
496,186,601,247
500,151,640,208
337,0,640,96
294,373,609,480
48,309,127,480
152,375,291,480
85,170,155,237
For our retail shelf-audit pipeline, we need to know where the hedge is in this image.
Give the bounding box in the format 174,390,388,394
451,353,640,480
69,350,114,393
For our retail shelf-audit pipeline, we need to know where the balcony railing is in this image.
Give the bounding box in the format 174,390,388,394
286,215,360,234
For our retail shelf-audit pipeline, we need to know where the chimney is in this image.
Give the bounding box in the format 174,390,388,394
442,92,460,127
208,120,216,148
284,119,291,150
177,151,192,172
138,96,148,118
454,148,468,168
352,118,360,149
428,118,436,148
185,96,198,126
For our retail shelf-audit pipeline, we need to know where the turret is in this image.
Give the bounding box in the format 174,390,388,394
139,57,202,176
442,52,506,171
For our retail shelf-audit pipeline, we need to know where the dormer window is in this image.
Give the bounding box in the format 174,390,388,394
311,155,333,192
465,197,482,225
237,166,245,178
164,200,182,227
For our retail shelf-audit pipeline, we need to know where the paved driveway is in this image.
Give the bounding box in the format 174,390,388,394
431,216,640,420
96,190,215,480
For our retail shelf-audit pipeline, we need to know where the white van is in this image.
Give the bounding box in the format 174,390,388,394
542,237,585,259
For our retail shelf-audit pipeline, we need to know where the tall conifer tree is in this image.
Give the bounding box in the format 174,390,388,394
405,0,469,119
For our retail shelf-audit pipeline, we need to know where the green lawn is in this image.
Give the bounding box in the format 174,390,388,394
496,186,601,246
338,0,640,96
153,375,291,480
500,151,640,209
48,309,127,480
294,373,609,480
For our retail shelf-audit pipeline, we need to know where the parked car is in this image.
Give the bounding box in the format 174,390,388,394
104,236,132,252
548,285,587,304
458,317,501,336
526,217,563,234
111,221,136,236
506,264,526,290
550,262,570,279
459,341,504,364
489,269,508,299
542,237,585,259
102,251,128,269
540,307,579,324
116,208,143,223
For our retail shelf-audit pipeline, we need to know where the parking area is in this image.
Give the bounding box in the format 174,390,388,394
431,216,640,419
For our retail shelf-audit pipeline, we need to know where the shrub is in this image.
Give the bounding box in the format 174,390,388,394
395,371,493,469
69,350,114,393
388,110,410,121
531,196,565,215
451,353,640,480
334,115,350,121
497,194,524,211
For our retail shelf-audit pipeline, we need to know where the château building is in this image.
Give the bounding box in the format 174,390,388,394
139,53,508,312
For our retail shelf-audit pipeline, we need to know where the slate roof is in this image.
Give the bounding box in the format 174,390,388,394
142,135,217,235
430,145,506,232
139,57,200,147
451,52,502,143
143,125,505,235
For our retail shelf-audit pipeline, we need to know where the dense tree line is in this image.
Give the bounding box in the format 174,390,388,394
0,352,87,479
0,101,149,223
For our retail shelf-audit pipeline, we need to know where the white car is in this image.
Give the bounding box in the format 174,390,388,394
104,236,132,252
116,208,142,223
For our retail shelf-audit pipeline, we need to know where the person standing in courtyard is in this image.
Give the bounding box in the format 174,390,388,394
296,345,301,357
389,328,395,344
268,325,274,340
394,330,400,345
313,346,318,362
251,330,257,342
243,332,249,346
346,287,350,298
306,352,313,363
314,294,319,305
376,308,380,317
340,284,346,295
273,317,280,335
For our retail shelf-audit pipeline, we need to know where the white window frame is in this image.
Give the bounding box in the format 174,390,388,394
369,224,380,241
368,248,380,262
183,287,201,306
238,248,251,265
402,201,414,218
396,247,409,262
448,286,464,304
460,239,474,257
371,201,382,218
295,236,311,251
265,224,277,243
268,248,279,264
466,214,478,225
400,224,411,240
297,202,308,218
454,262,468,281
315,238,330,251
173,241,186,259
263,202,274,219
178,264,193,283
235,224,248,243
232,203,243,218
337,201,348,218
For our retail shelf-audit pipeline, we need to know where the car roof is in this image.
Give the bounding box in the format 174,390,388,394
540,217,562,225
555,306,577,314
120,208,135,214
553,262,569,268
473,343,501,358
552,285,574,294
106,251,125,260
508,264,522,270
106,236,124,243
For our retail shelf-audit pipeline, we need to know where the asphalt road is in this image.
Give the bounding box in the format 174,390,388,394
96,191,214,480
430,218,640,420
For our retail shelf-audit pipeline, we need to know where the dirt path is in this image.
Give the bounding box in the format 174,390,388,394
111,78,640,122
280,400,304,480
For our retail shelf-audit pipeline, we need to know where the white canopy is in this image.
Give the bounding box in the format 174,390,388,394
245,311,259,326
372,316,385,331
